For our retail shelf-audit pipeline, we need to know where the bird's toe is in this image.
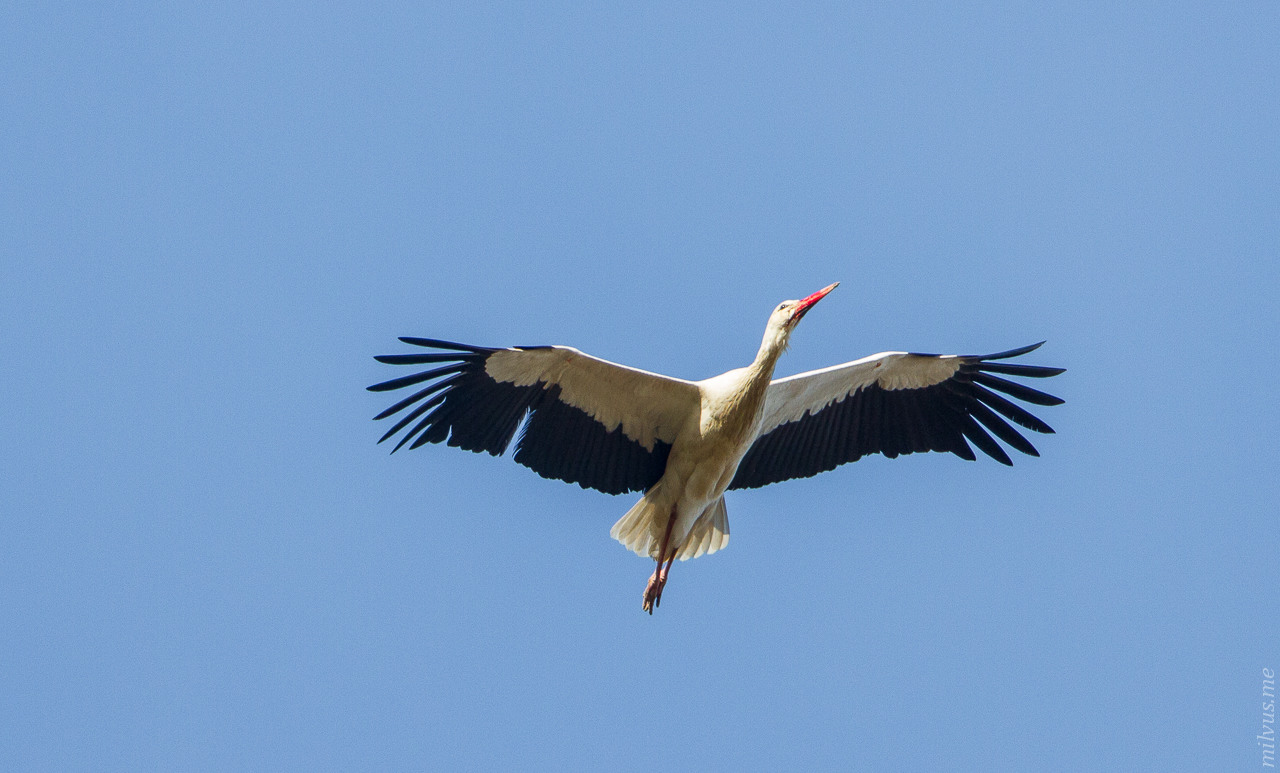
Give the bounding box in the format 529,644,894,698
642,571,663,614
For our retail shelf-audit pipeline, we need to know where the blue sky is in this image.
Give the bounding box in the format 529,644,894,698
2,3,1277,770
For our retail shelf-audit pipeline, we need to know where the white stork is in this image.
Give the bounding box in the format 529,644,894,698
369,283,1064,613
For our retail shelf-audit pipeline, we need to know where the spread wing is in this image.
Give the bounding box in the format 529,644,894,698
729,342,1064,490
368,338,700,495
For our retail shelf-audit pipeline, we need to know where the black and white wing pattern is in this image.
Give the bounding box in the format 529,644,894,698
729,342,1064,490
368,338,700,495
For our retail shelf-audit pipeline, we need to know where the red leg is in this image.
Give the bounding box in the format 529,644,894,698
655,553,676,609
642,508,678,614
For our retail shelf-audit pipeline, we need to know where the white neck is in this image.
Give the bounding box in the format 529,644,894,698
752,321,790,376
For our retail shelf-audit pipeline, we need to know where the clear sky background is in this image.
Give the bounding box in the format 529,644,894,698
2,3,1277,771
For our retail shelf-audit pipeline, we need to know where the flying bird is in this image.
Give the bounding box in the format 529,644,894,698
368,283,1064,613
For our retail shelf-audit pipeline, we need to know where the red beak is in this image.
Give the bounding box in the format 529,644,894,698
793,282,839,320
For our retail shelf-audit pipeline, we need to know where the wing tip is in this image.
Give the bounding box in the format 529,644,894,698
979,341,1046,360
397,336,490,352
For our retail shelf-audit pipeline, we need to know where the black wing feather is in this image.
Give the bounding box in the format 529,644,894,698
971,372,1065,406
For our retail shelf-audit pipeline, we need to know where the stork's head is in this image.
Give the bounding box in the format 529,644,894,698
761,282,839,355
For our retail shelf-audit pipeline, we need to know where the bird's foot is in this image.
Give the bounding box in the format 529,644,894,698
642,568,668,614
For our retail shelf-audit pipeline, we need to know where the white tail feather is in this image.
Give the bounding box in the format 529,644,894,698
610,483,668,558
676,498,729,561
611,486,731,561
